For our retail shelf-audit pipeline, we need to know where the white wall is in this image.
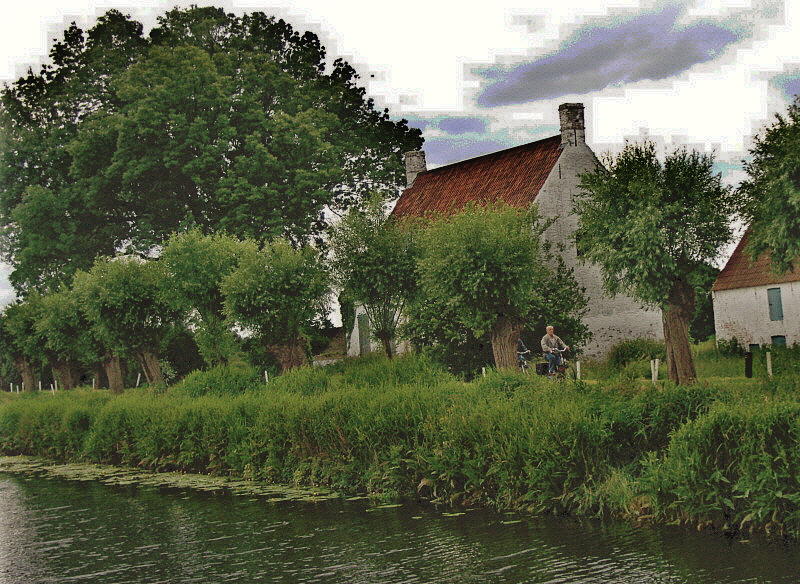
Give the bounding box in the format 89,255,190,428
713,281,800,346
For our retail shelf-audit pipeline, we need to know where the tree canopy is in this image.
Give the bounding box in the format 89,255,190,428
329,197,417,357
575,142,738,384
0,6,422,293
739,96,800,272
412,203,587,370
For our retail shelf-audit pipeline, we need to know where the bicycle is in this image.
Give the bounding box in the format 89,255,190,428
517,349,531,374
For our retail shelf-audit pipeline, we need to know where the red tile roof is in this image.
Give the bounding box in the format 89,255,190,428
392,135,563,218
712,229,800,291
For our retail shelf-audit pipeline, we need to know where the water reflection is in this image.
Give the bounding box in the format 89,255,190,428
0,473,797,583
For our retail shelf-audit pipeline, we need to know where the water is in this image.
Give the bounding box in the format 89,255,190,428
1,473,798,583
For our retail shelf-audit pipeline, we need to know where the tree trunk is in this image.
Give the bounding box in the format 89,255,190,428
270,337,308,372
104,354,125,394
662,279,697,386
377,333,394,359
93,365,108,389
14,357,36,391
137,350,164,386
52,360,78,390
490,316,523,370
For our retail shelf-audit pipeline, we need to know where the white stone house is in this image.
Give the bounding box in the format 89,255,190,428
348,103,663,358
712,229,800,348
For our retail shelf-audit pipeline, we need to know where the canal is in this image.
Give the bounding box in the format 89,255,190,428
1,472,798,583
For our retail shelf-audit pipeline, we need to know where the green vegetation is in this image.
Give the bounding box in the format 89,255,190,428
576,143,739,385
2,351,799,538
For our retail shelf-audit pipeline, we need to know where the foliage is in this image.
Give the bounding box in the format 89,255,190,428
221,239,329,369
159,229,257,365
717,337,746,357
34,287,103,369
575,142,738,384
72,257,181,357
1,297,45,365
329,197,417,356
5,354,800,537
0,7,422,292
688,261,719,343
409,203,588,371
170,363,261,398
607,339,666,369
739,96,800,273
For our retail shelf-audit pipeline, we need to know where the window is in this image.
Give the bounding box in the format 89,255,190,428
771,335,787,346
749,343,760,352
767,288,783,321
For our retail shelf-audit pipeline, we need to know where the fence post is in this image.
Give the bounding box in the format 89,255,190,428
766,351,773,378
744,351,753,378
576,361,581,380
264,370,269,384
482,367,486,378
38,380,42,391
135,373,141,388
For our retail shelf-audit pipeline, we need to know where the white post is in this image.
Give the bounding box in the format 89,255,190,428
264,370,269,384
54,378,58,391
136,373,141,387
576,361,581,380
51,385,55,395
766,351,773,378
92,377,96,390
38,380,42,391
482,367,486,377
50,383,54,391
654,358,660,382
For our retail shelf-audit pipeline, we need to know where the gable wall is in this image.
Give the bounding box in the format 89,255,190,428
534,143,663,357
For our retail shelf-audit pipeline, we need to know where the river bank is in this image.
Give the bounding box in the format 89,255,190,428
1,354,799,539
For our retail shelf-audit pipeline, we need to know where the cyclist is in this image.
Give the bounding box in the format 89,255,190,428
540,326,569,375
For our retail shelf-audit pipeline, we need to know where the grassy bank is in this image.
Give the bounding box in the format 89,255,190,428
1,353,799,538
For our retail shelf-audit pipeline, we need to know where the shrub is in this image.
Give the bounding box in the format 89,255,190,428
607,339,666,369
717,337,746,357
170,363,260,397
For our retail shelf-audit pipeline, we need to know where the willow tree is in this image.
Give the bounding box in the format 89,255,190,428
329,197,417,358
415,203,572,370
739,96,800,272
74,257,180,391
575,142,737,385
222,240,329,371
160,230,257,366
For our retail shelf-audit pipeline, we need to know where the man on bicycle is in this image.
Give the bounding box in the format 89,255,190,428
541,326,569,374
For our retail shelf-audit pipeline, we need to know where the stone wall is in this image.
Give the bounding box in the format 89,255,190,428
713,281,800,346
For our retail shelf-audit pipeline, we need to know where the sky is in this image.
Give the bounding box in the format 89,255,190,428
1,0,799,305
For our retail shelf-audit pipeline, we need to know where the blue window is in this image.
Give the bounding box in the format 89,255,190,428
767,288,783,321
771,335,787,346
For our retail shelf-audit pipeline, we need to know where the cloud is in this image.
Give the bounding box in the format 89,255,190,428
476,5,741,106
772,72,800,100
438,117,487,134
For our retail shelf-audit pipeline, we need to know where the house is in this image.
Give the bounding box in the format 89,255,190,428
347,103,663,358
712,229,799,348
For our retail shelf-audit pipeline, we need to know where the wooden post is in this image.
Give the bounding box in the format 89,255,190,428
766,351,773,378
54,378,58,391
576,361,581,380
38,380,42,391
136,373,141,387
92,377,96,389
482,367,486,377
650,359,660,384
745,352,753,378
264,370,269,384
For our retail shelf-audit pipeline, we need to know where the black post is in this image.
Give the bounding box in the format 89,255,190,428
744,351,753,378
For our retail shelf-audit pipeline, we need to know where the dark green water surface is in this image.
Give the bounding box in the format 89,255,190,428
1,473,798,583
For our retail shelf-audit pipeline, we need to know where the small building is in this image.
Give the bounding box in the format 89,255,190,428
712,229,800,348
348,103,663,358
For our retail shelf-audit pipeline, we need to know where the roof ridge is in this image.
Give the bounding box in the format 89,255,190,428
421,134,561,175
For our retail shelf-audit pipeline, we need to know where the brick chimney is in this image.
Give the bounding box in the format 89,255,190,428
404,150,427,187
559,103,585,147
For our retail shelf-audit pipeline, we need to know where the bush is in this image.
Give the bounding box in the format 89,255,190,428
607,339,666,369
717,337,746,357
170,363,260,397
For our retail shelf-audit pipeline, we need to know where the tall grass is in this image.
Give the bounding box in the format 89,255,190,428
1,353,799,537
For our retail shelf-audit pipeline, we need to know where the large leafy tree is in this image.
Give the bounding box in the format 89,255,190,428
739,96,800,272
160,229,257,366
575,142,738,385
35,288,104,389
329,197,417,358
73,258,181,391
0,6,422,293
222,239,329,371
413,203,586,370
2,298,46,390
